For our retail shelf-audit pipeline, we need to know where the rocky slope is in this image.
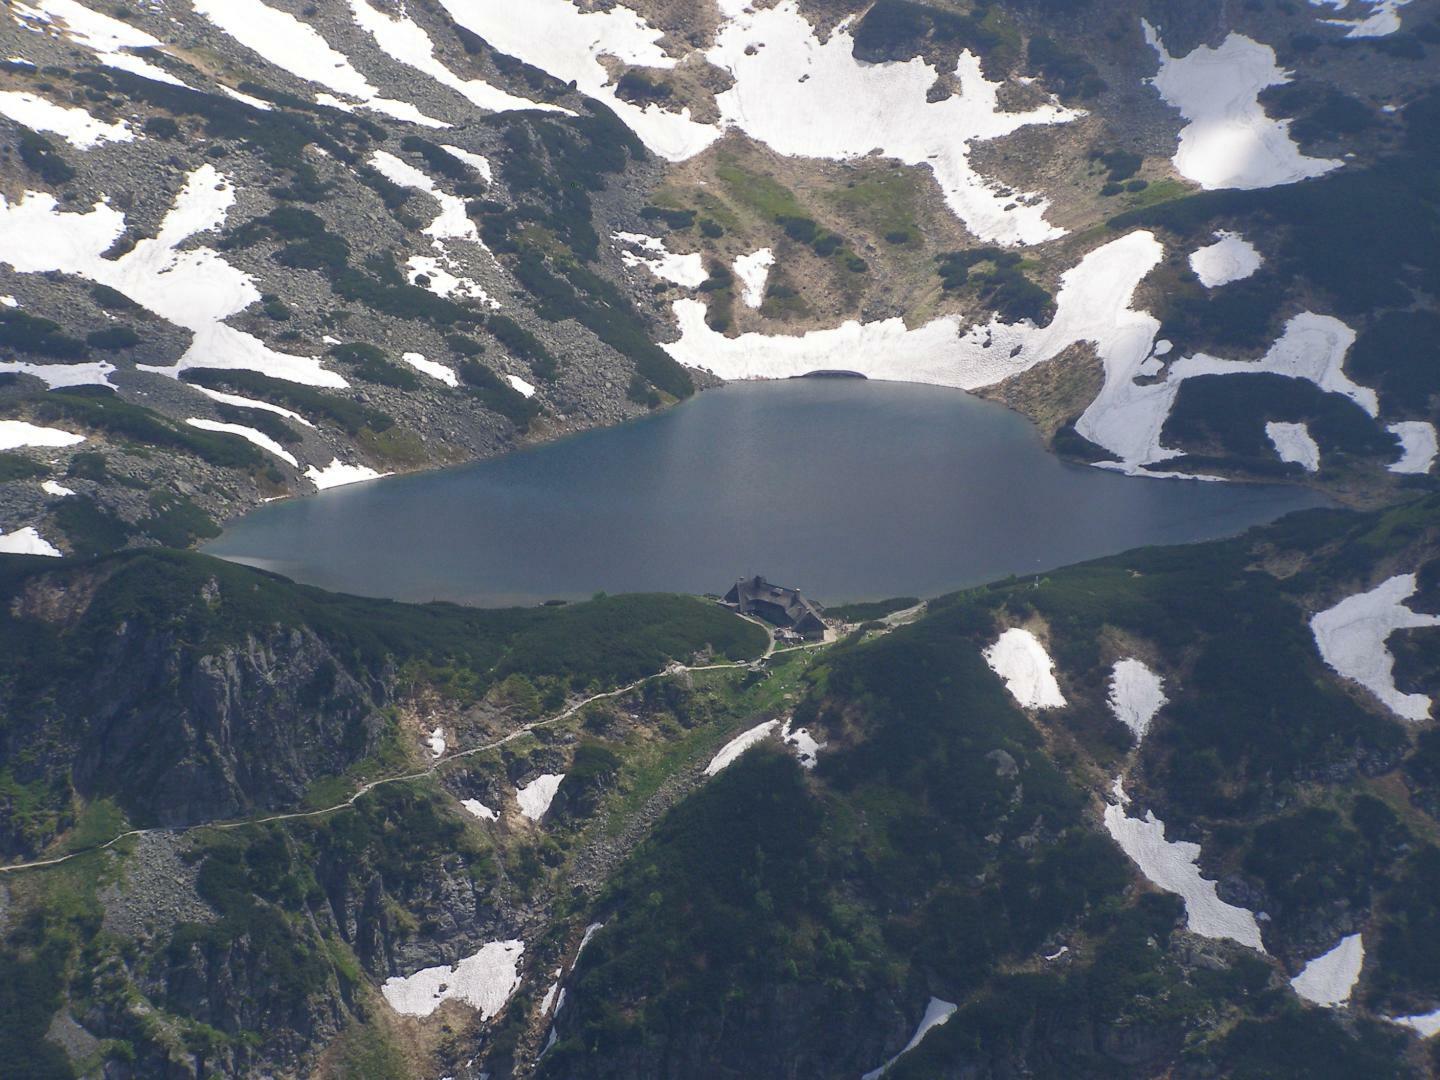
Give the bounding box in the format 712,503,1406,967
3,1,1440,1077
0,0,1437,557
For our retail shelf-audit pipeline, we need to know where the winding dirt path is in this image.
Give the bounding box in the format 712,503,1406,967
0,657,760,875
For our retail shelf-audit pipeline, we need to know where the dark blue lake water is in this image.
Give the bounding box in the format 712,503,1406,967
205,380,1327,606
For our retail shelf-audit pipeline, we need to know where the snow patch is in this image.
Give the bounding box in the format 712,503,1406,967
400,351,458,387
460,798,498,821
1387,421,1437,475
0,90,132,148
861,997,958,1080
41,480,75,497
1311,574,1440,721
984,628,1066,709
574,923,604,969
426,727,446,758
1291,933,1364,1006
381,939,524,1018
185,418,298,467
732,248,774,308
0,419,84,451
704,720,780,776
1267,421,1321,472
1108,658,1167,743
441,145,494,182
517,774,564,821
781,719,824,770
1189,231,1262,288
1143,21,1341,190
0,525,61,557
615,232,707,289
191,0,445,127
305,458,386,490
1105,780,1266,950
506,374,536,398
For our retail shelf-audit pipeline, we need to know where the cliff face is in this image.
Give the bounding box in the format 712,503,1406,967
1,560,391,847
73,622,386,825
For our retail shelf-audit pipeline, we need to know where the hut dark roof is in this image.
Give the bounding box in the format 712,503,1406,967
724,576,826,636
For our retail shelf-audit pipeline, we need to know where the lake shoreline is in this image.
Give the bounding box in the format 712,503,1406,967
205,379,1330,609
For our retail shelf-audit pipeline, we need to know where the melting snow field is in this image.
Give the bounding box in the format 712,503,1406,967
517,774,565,821
1189,231,1263,288
0,166,344,387
0,90,131,148
1392,1008,1440,1039
435,0,717,161
1267,421,1321,472
984,629,1066,709
705,720,781,776
190,0,443,127
1143,21,1340,190
401,352,459,387
781,720,824,770
437,0,1076,240
667,230,1181,474
1309,0,1413,37
733,248,775,308
708,2,1077,245
186,419,298,467
0,419,84,450
346,0,569,116
615,232,707,289
382,939,524,1018
861,997,958,1080
305,459,386,490
1104,780,1267,950
192,386,314,427
0,526,62,556
460,798,497,821
1387,421,1438,475
0,359,115,388
1291,933,1364,1006
1310,574,1440,721
1108,659,1167,742
12,0,184,85
370,151,480,244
